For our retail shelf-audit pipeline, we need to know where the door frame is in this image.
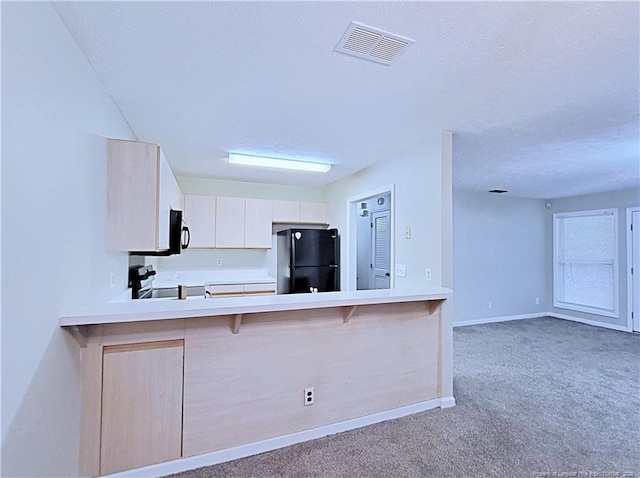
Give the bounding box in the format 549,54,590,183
346,184,395,291
627,207,640,332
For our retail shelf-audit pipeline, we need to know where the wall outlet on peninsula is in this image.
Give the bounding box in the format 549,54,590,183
304,387,314,406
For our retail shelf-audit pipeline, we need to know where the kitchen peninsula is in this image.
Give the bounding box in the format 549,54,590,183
61,287,452,477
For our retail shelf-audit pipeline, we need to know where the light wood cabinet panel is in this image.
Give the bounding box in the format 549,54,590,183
205,283,276,298
184,195,216,248
215,197,245,248
100,340,184,475
243,282,277,295
107,139,159,251
245,198,272,248
272,200,300,223
300,202,327,224
107,139,182,252
182,303,439,457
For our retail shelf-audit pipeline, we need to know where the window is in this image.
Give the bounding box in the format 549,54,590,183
553,209,618,317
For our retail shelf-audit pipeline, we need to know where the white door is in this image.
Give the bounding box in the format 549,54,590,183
371,210,391,289
633,210,640,332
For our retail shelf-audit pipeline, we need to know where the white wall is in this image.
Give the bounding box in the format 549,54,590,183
453,190,547,323
545,188,640,329
1,3,134,476
325,131,444,289
176,175,324,202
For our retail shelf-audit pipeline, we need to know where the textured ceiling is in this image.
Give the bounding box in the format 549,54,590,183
53,1,639,198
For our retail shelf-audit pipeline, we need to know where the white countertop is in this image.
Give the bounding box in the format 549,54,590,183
60,287,452,327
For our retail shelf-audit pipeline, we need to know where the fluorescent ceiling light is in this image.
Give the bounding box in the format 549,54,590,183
228,153,331,173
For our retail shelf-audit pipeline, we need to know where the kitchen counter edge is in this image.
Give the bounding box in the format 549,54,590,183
60,287,452,327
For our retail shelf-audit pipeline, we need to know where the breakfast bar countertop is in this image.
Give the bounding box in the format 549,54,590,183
60,286,452,327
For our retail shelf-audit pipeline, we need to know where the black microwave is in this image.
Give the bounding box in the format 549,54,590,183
131,209,190,256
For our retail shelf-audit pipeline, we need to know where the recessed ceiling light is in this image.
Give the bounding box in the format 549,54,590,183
228,153,331,173
489,189,508,194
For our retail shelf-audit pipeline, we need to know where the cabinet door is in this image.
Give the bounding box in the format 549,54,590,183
300,202,328,224
184,195,216,248
107,139,159,251
215,197,245,248
272,200,300,223
100,340,184,475
245,198,272,248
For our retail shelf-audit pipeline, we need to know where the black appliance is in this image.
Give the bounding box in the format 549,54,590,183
128,264,156,299
277,228,340,294
131,209,190,256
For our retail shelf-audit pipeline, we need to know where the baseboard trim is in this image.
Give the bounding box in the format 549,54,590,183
103,397,452,478
547,312,631,332
440,395,456,408
454,313,544,327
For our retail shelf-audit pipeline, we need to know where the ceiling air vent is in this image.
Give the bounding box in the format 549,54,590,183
334,21,415,66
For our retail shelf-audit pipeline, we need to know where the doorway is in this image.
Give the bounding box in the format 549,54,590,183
347,186,394,291
628,207,639,332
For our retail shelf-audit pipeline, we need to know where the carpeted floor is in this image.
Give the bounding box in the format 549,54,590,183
168,317,640,477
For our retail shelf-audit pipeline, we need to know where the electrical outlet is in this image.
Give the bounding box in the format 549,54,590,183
109,273,115,288
216,258,223,266
395,264,406,277
304,387,314,406
425,268,432,281
535,297,540,305
488,302,493,309
405,227,411,239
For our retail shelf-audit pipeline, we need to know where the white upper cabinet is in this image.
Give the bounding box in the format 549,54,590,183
184,195,216,248
107,138,183,252
272,200,300,223
215,197,273,249
215,197,245,248
244,199,272,248
272,200,327,224
300,202,327,224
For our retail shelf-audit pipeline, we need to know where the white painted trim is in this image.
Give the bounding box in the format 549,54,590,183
346,184,395,292
627,207,639,332
102,397,448,478
440,396,456,408
454,313,544,327
552,208,619,319
547,312,631,332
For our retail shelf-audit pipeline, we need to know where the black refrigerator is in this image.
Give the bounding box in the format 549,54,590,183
277,228,340,294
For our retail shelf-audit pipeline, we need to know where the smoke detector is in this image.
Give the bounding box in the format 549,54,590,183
334,21,415,66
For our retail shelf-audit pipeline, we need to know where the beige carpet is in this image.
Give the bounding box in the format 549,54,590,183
168,317,640,477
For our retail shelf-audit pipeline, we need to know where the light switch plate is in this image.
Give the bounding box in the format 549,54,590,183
395,264,406,277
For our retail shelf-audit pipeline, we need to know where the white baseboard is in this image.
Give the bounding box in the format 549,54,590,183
454,313,544,327
547,312,631,332
440,396,456,408
103,397,453,478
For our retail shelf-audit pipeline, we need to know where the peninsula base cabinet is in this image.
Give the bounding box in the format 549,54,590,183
77,300,446,476
80,324,186,477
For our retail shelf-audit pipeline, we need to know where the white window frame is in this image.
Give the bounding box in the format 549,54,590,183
553,208,619,318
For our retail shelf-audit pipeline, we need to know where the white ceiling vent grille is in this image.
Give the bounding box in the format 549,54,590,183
335,22,414,66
